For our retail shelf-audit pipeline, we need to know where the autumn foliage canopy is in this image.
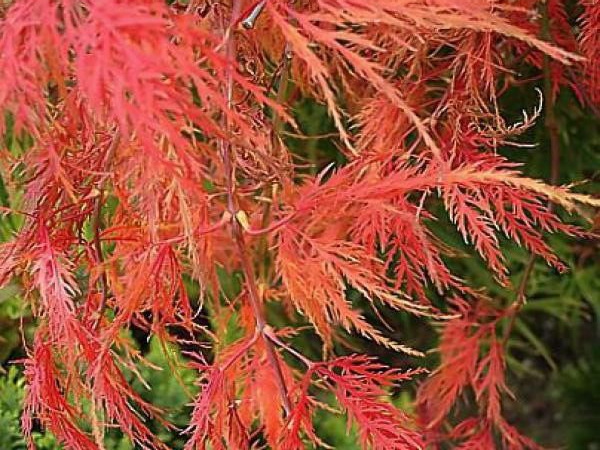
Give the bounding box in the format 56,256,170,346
0,0,599,448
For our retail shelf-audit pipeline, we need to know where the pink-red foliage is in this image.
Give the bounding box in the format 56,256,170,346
0,0,599,448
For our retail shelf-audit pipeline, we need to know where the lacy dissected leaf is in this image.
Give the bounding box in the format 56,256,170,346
0,0,598,448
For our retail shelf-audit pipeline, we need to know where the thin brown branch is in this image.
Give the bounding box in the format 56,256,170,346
502,252,536,344
503,0,561,346
93,130,120,331
220,0,292,416
264,326,314,368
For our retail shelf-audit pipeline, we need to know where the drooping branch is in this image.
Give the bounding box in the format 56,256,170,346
219,0,292,416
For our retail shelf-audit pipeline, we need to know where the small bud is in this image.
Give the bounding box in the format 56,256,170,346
235,210,250,230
